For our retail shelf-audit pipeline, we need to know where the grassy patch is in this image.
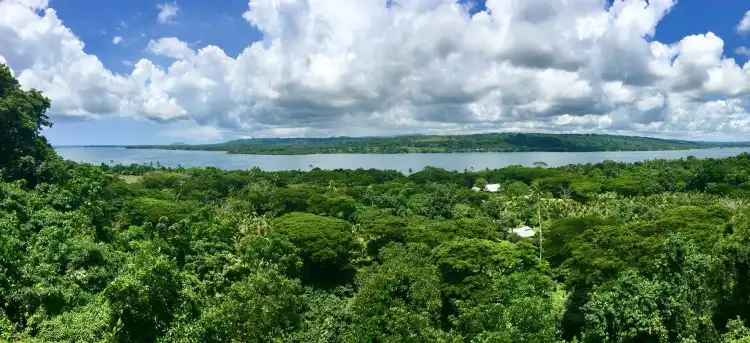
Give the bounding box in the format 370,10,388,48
118,175,143,184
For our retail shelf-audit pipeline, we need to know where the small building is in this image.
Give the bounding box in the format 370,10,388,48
471,186,481,191
484,184,501,192
511,226,535,238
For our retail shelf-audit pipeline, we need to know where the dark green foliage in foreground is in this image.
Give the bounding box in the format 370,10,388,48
6,65,750,342
5,153,750,342
273,213,356,286
129,132,749,155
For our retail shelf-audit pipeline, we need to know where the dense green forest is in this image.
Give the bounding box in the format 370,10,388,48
5,63,750,342
129,133,749,155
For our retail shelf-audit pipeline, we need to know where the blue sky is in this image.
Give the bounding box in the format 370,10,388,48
50,0,262,73
655,1,748,55
3,0,749,145
43,0,263,145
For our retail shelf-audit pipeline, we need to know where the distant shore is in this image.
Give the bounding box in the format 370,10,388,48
103,132,750,155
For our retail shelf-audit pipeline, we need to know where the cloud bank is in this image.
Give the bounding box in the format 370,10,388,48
1,0,749,139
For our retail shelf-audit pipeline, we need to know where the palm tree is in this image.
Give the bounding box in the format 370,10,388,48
327,180,338,194
530,181,545,259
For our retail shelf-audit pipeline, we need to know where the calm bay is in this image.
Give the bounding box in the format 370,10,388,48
54,146,750,173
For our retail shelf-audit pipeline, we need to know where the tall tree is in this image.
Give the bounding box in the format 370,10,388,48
0,63,55,184
350,244,450,342
582,235,720,343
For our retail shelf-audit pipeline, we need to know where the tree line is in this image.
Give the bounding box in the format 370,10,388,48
127,132,750,155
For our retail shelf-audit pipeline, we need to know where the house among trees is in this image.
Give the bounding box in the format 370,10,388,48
471,183,501,192
511,226,535,238
483,184,501,192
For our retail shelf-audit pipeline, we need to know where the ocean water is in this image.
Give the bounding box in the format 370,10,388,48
55,146,750,173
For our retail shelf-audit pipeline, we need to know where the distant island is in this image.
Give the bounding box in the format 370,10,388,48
125,133,750,155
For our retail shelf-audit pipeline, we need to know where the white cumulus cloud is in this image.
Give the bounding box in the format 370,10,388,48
1,0,750,140
738,10,750,34
0,0,134,119
112,36,122,44
156,2,179,24
147,37,194,59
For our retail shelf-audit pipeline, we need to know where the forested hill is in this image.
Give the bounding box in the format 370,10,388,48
129,133,748,155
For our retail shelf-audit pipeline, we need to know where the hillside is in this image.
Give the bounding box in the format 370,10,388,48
129,132,747,155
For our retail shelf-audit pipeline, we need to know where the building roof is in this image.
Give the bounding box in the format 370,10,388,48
484,184,501,192
512,226,535,238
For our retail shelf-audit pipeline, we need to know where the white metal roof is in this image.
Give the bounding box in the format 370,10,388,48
484,184,501,192
512,226,535,238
